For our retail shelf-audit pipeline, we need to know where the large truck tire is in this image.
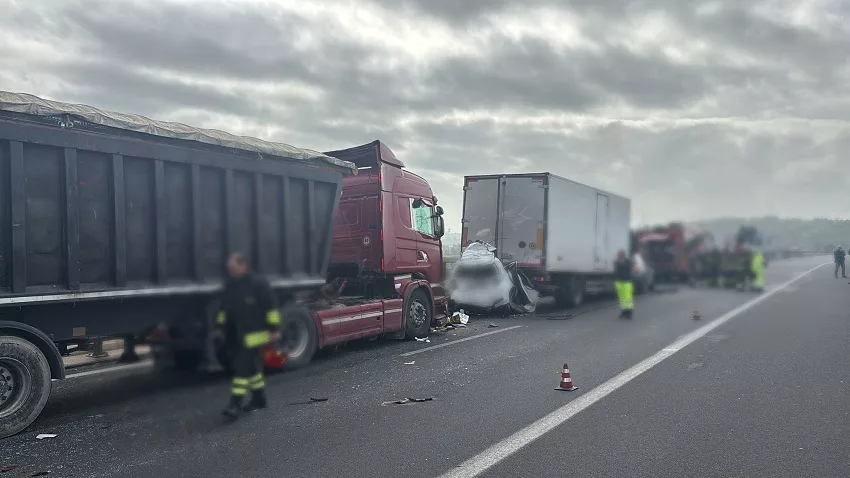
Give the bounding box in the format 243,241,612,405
281,304,318,370
554,276,584,309
0,336,52,439
404,288,432,339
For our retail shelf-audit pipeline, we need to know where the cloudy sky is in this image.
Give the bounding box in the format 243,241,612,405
2,0,849,229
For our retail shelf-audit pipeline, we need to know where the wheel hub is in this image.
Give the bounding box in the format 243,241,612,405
410,301,428,328
0,359,28,419
282,320,308,359
0,365,13,404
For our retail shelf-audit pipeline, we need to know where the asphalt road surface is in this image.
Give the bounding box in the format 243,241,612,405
2,256,847,478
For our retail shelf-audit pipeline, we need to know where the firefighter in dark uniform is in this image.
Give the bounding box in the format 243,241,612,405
613,250,635,318
216,252,281,420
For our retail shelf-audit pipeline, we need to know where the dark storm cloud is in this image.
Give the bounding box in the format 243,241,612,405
2,0,849,225
48,60,273,119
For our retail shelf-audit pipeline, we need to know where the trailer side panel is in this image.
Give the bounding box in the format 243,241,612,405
0,116,342,303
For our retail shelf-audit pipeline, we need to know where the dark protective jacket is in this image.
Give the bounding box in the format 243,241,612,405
216,273,280,349
614,258,634,282
835,249,846,264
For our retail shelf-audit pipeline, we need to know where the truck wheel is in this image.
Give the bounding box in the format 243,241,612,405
0,336,52,439
554,277,584,309
281,304,318,370
404,288,432,339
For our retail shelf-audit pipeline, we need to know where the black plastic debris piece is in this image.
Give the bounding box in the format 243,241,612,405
382,397,434,406
309,397,328,402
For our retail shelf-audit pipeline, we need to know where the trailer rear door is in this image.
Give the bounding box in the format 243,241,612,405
498,176,546,267
461,178,500,247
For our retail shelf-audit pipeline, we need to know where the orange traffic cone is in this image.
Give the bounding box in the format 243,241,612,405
555,363,578,391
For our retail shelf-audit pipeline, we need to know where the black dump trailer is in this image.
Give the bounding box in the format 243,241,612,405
0,91,355,438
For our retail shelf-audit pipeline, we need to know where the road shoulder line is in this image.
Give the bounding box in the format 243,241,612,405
400,326,524,357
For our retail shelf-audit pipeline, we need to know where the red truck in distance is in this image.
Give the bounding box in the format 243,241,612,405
634,222,714,284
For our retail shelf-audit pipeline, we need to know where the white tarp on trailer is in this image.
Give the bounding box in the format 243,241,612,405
0,91,356,174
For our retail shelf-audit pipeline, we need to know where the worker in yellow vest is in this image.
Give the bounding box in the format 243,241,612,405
750,248,765,293
613,250,635,318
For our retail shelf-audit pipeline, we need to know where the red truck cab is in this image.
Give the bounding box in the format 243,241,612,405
326,140,445,285
265,140,449,370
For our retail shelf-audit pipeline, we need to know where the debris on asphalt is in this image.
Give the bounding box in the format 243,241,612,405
381,397,434,406
403,361,415,365
692,309,702,320
2,465,17,473
450,310,470,326
414,337,431,343
35,434,57,440
289,397,329,406
31,472,50,477
382,398,410,406
488,323,499,328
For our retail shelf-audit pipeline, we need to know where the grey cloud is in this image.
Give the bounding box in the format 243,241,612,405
48,60,272,119
405,118,850,225
2,0,849,226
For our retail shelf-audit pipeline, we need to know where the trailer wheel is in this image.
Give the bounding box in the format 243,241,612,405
0,336,52,439
404,288,432,339
281,304,317,370
554,277,584,309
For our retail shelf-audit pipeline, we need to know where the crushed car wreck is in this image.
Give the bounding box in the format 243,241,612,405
447,242,540,315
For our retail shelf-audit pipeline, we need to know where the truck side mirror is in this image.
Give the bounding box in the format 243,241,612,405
435,217,445,239
435,205,444,216
412,198,424,209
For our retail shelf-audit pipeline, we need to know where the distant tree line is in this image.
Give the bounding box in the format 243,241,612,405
695,217,850,252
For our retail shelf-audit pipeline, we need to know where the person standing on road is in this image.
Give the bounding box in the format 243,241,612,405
215,252,281,421
834,246,846,279
613,250,635,319
749,248,765,293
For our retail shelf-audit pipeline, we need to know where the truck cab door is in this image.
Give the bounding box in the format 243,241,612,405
410,198,442,284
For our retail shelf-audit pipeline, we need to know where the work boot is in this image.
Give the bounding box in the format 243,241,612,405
243,389,268,412
222,396,242,421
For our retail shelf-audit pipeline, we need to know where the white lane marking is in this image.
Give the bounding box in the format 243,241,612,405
63,360,154,379
439,262,828,478
400,326,524,357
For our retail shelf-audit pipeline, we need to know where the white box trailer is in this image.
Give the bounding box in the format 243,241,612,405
460,173,631,307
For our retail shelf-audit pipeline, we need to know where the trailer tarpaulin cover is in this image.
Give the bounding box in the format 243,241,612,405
0,91,356,174
448,242,539,313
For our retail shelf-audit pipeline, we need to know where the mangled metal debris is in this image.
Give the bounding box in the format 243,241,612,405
447,242,539,314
